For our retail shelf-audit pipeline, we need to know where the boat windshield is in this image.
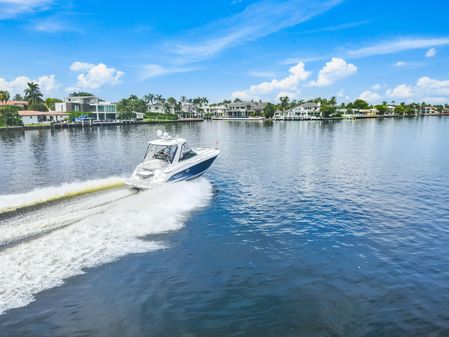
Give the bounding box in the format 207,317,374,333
144,143,177,163
179,142,197,161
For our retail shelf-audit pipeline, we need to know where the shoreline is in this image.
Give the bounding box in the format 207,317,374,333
1,114,447,132
0,118,204,132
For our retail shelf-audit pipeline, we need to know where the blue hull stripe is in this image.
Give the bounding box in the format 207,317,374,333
167,156,217,182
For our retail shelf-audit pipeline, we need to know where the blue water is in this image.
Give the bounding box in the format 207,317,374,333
1,118,449,336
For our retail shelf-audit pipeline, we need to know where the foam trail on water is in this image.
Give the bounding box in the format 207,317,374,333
0,177,125,214
0,178,213,315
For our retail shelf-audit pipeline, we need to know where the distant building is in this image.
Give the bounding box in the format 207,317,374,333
274,102,321,120
147,102,166,113
0,101,27,108
55,95,117,121
180,103,199,116
19,111,69,125
201,104,227,117
355,108,377,117
227,101,266,118
421,106,439,115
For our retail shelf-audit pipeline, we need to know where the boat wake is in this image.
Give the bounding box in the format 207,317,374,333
0,177,213,315
0,177,125,215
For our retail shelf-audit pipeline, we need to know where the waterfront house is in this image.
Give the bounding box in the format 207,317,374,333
147,102,166,113
356,108,378,117
227,101,266,118
201,104,227,117
55,95,117,121
19,110,69,125
274,102,321,120
421,106,439,115
181,102,199,116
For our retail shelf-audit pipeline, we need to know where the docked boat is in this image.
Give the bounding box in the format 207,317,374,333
124,130,219,189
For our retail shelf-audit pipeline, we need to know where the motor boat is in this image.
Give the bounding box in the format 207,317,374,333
124,130,219,189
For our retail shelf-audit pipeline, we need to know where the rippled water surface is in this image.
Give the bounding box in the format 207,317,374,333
1,118,449,336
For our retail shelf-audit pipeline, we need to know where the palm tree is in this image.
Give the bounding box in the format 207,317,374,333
0,90,10,104
180,96,187,103
163,102,171,114
155,94,163,103
279,96,290,110
329,96,337,106
144,93,155,105
13,93,24,101
24,82,43,104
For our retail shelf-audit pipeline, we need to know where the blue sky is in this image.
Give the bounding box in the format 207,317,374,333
1,0,449,104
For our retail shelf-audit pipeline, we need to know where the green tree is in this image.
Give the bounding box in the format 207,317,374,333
263,102,275,119
69,91,94,97
13,93,24,101
394,104,406,115
45,98,62,111
0,106,22,126
24,82,43,104
117,99,136,120
167,97,177,107
279,96,290,110
320,105,336,118
174,101,182,113
375,104,388,115
28,102,49,111
163,102,172,114
352,99,369,110
143,93,155,105
0,90,10,104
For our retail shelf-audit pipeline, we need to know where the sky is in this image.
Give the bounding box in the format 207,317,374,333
0,0,448,104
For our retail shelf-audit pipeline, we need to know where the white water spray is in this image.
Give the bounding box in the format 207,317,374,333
0,178,213,315
0,177,125,214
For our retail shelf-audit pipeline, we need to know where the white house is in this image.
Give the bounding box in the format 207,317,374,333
55,95,117,121
147,102,166,113
274,102,321,120
226,101,266,118
19,111,69,125
201,104,227,117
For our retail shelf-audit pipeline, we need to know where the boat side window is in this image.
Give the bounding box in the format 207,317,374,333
179,143,197,161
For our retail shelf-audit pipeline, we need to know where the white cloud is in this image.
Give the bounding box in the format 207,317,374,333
416,76,449,96
358,77,449,104
386,84,413,99
394,61,407,67
359,90,382,103
170,0,341,62
140,64,198,80
421,96,448,104
32,18,82,33
0,0,53,19
70,62,124,89
309,57,357,87
231,62,310,100
0,74,59,95
348,37,449,58
425,47,437,57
